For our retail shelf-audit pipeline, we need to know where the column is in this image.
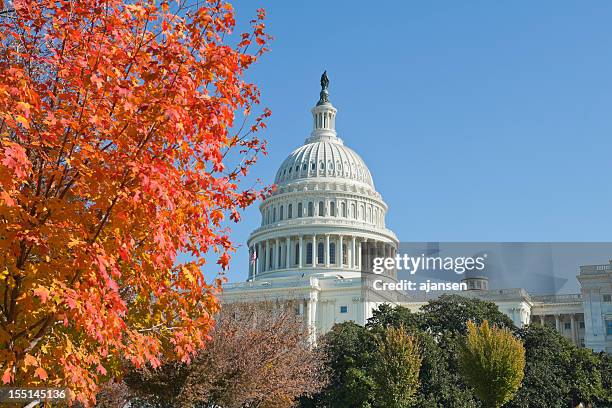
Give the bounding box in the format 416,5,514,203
286,237,291,269
258,242,263,273
570,314,577,344
312,234,316,267
325,234,330,267
298,235,303,268
248,245,253,278
555,314,561,332
357,238,362,270
274,239,280,270
339,235,343,267
263,241,268,272
351,236,356,269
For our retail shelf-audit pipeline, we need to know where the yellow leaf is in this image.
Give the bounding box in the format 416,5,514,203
15,115,29,129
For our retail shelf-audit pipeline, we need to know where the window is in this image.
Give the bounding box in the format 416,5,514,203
564,322,571,330
340,306,348,314
310,162,315,171
330,202,336,217
269,248,273,269
279,205,284,221
342,244,347,265
330,243,336,264
295,243,300,265
319,201,324,216
603,294,612,303
352,203,356,219
306,243,313,265
273,207,276,222
278,248,282,268
308,202,314,217
288,204,292,219
266,209,270,224
580,322,585,329
607,320,612,336
297,203,303,218
317,242,324,264
341,202,346,217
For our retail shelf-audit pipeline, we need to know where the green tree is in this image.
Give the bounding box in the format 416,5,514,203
366,303,480,408
507,325,608,408
421,295,516,335
311,322,375,408
459,320,525,408
371,325,421,408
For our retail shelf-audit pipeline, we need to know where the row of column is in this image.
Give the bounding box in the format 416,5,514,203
248,235,396,278
536,313,583,345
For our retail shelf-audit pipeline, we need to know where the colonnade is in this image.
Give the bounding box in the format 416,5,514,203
535,313,584,345
248,234,396,278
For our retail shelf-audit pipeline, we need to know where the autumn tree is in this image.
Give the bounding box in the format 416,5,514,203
371,325,421,408
0,0,271,404
459,320,525,408
124,301,328,408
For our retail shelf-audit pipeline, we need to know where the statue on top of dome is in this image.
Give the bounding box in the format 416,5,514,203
320,71,329,90
317,71,330,105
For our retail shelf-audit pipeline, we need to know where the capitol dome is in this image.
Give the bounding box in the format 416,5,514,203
247,72,398,281
274,139,375,189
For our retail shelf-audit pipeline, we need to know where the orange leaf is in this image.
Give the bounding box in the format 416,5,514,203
24,354,38,367
33,286,50,304
34,367,47,380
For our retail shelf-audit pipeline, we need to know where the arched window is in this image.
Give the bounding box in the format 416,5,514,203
273,207,276,222
280,205,284,221
361,205,366,221
295,243,300,265
330,202,336,217
298,203,303,218
351,203,356,219
308,202,314,217
288,204,293,219
318,201,324,216
330,243,336,264
306,243,313,265
342,244,348,265
317,242,324,264
341,202,346,217
367,207,371,223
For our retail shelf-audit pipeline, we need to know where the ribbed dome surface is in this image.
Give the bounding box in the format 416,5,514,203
274,140,374,188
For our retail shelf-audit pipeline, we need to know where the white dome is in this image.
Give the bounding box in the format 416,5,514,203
246,74,398,282
274,139,374,188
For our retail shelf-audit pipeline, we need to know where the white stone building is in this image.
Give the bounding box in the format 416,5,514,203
221,75,612,353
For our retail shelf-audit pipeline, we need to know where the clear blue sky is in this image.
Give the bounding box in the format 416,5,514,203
209,1,612,283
